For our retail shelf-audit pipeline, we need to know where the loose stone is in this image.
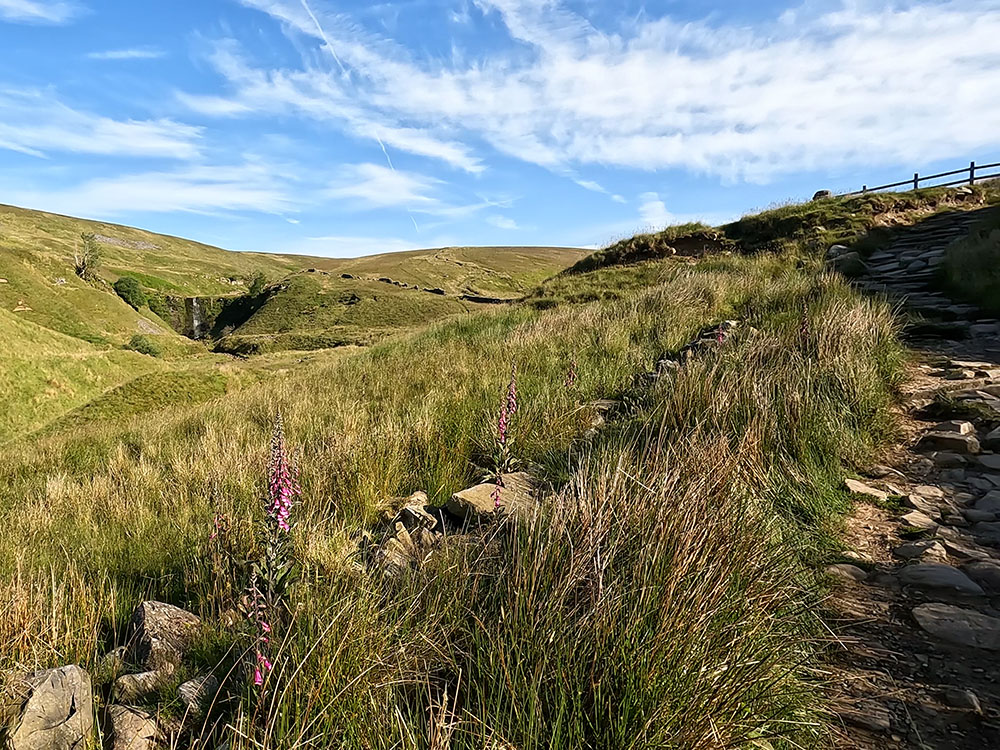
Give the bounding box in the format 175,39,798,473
913,603,1000,650
898,563,984,594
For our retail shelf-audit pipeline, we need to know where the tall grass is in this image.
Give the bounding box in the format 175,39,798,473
941,211,1000,315
0,253,903,748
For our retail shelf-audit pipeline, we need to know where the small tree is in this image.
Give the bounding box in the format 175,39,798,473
74,233,101,280
249,272,267,297
126,334,161,357
114,277,147,310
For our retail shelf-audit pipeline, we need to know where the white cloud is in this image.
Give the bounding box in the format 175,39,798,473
0,89,201,159
87,48,165,60
638,192,671,228
0,0,80,24
5,163,293,217
217,0,1000,183
325,163,440,209
487,214,518,230
180,35,484,173
575,179,607,193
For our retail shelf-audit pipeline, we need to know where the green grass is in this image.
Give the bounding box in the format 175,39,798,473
0,309,161,443
940,206,1000,315
0,241,904,748
217,272,472,353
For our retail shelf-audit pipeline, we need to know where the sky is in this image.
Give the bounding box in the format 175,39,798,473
0,0,999,257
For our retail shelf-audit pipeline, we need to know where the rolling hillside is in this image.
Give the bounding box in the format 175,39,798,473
0,203,586,439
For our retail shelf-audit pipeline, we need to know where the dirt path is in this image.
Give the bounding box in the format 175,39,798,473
826,207,1000,748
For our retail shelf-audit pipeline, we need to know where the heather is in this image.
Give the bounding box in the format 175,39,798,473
0,249,904,748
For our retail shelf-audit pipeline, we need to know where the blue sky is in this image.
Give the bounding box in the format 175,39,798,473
1,0,999,257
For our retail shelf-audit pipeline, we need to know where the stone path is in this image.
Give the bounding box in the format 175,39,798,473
827,205,1000,749
854,205,1000,348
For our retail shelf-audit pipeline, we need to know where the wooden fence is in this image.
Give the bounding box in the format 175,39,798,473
844,160,1000,196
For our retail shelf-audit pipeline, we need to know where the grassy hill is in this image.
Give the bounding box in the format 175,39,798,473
5,185,1000,747
0,203,585,437
0,203,584,347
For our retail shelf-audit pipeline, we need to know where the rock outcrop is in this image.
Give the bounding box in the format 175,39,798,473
8,666,93,750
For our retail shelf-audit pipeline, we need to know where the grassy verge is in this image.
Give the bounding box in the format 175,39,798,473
940,207,1000,315
0,249,903,748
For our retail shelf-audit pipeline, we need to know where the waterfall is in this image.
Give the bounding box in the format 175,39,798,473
190,298,203,339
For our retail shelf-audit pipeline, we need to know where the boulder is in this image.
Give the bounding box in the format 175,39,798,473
825,243,849,259
825,564,868,583
126,602,201,670
898,563,983,594
972,521,1000,544
113,670,173,704
942,539,994,561
917,431,981,454
933,420,974,435
984,427,1000,450
900,510,937,530
963,561,1000,593
964,509,998,523
445,472,535,523
844,478,887,500
9,665,93,750
829,251,867,278
813,190,833,200
178,675,220,718
933,452,967,468
107,705,158,750
905,494,941,519
376,522,438,577
977,455,1000,471
913,484,945,499
894,540,947,562
943,688,982,714
913,603,1000,649
976,490,1000,514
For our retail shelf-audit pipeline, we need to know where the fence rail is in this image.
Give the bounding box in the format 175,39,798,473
843,160,1000,196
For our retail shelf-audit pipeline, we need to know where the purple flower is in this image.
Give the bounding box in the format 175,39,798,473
564,357,578,389
267,413,300,533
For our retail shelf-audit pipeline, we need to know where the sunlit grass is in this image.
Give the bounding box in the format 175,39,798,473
0,251,904,748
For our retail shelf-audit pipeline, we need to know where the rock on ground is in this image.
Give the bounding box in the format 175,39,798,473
912,603,1000,650
825,564,868,583
9,665,93,750
107,705,158,750
917,431,981,454
113,669,173,704
963,560,1000,593
894,540,948,561
127,601,201,670
446,472,535,523
898,563,984,594
178,675,220,718
844,478,888,499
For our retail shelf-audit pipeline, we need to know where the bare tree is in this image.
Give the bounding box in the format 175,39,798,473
73,233,101,280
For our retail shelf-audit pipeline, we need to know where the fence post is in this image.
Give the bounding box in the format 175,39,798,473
862,185,867,193
914,172,919,191
970,161,976,185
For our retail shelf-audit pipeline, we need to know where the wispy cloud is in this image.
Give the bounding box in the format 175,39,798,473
212,0,1000,183
87,47,165,60
487,214,518,230
0,0,81,24
638,192,671,229
179,35,484,173
325,163,440,209
0,88,201,159
5,163,293,217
